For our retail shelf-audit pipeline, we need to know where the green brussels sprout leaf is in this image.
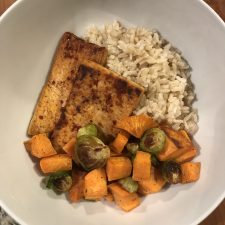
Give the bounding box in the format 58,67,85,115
126,143,139,155
46,171,72,193
77,124,98,138
119,177,138,193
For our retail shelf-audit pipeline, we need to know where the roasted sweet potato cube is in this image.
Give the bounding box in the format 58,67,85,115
158,128,198,163
175,147,197,163
106,157,132,181
158,137,178,161
116,114,157,138
174,130,197,163
62,138,76,157
138,166,166,195
161,127,193,159
69,169,86,202
108,183,140,212
115,194,140,212
84,168,107,200
108,183,131,198
26,134,57,158
110,130,130,154
132,151,151,181
164,127,192,149
181,162,201,183
39,154,72,174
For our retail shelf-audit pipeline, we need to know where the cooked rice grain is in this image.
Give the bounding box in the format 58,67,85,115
85,21,198,134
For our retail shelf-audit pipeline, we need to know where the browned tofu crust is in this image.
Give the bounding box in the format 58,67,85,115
51,60,144,150
28,32,107,136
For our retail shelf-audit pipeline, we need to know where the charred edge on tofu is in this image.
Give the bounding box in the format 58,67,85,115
63,33,78,58
63,32,106,59
114,78,142,98
77,64,100,81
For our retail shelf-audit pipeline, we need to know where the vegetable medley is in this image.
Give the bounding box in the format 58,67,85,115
24,114,201,212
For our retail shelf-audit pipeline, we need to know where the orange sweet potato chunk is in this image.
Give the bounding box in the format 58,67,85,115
157,136,179,161
106,157,132,181
116,114,157,138
62,137,76,157
84,168,107,200
181,162,201,183
26,134,57,158
68,169,86,202
138,166,166,195
159,127,195,161
132,151,151,181
110,130,130,154
40,154,72,173
108,183,140,212
175,147,197,163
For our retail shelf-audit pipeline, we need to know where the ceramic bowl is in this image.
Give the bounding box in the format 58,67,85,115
0,0,225,224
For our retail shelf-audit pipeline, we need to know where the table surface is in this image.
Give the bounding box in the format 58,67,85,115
0,0,225,225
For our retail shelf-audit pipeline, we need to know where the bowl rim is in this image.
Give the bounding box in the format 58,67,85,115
0,0,224,225
0,1,30,223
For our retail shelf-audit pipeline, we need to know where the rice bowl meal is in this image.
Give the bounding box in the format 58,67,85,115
24,21,201,212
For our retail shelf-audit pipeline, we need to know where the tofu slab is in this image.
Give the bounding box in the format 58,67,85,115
28,32,107,136
52,60,144,150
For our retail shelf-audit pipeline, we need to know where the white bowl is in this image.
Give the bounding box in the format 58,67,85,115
0,0,225,224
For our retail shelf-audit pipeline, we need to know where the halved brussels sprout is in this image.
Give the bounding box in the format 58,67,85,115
140,128,166,154
46,171,72,193
77,124,98,138
77,123,108,143
126,143,139,155
74,135,110,171
162,161,181,184
118,177,138,193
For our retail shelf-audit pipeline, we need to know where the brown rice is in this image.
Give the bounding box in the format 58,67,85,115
85,21,198,134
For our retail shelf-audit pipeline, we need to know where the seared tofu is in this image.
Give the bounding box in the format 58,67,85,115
28,32,107,136
51,60,144,150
